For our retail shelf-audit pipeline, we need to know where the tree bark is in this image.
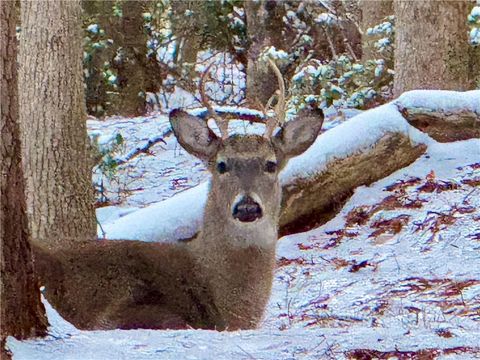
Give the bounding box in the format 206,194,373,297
1,1,48,355
360,0,393,60
396,99,480,142
245,0,287,105
18,0,96,248
83,0,114,117
394,0,476,96
113,0,148,116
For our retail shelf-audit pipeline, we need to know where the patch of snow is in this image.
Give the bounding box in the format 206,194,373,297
86,24,100,34
102,182,208,242
396,90,480,113
315,12,338,26
96,206,139,228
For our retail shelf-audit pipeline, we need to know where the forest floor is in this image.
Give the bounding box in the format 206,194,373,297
7,103,480,359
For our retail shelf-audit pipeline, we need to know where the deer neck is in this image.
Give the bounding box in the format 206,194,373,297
187,191,279,329
197,190,279,250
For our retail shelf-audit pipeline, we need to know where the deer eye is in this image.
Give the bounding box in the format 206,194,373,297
265,161,277,173
216,161,228,174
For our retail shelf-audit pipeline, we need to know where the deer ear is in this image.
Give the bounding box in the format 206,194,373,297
272,108,324,159
169,109,220,160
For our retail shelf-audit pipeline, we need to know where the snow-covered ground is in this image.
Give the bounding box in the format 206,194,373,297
8,91,480,359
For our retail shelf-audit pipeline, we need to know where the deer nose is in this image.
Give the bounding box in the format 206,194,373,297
232,195,263,222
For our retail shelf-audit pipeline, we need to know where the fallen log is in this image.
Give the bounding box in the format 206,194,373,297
396,90,480,142
279,132,425,235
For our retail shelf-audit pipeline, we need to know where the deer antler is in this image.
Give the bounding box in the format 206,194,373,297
199,63,229,140
264,58,286,139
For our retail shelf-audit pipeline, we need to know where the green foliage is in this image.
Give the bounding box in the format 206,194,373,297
171,0,247,55
286,16,394,114
83,2,119,116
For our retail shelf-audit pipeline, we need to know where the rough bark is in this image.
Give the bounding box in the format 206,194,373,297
18,0,96,248
394,0,476,96
360,0,393,60
113,0,148,116
245,0,287,104
396,105,480,142
0,1,48,355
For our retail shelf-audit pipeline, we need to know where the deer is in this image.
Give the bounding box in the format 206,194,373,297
33,61,324,331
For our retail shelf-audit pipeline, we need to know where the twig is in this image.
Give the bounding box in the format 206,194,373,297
115,132,170,166
96,217,106,239
322,25,337,58
236,345,257,360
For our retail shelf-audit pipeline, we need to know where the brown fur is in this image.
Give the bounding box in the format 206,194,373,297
34,241,225,330
34,109,323,330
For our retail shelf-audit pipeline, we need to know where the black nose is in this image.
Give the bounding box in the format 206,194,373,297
232,196,263,222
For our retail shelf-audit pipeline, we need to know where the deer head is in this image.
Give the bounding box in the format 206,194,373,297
169,62,324,238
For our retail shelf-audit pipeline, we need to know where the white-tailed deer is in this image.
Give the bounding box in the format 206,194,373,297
34,63,324,331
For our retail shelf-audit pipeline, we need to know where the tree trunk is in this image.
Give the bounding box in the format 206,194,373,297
1,1,48,356
113,0,148,116
360,0,393,60
83,0,114,117
18,0,96,248
393,0,475,96
245,0,286,105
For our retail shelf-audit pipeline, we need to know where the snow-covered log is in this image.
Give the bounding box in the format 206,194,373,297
102,103,431,242
279,132,426,235
396,90,480,142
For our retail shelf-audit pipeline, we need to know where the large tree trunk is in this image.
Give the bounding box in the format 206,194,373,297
1,1,48,356
18,0,96,248
360,0,393,60
393,0,476,96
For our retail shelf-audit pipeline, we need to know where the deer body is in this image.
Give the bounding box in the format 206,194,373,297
35,84,323,331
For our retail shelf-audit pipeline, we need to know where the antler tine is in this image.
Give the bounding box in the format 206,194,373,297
264,58,286,139
199,63,229,140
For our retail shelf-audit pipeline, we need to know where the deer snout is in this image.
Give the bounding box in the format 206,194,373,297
232,195,263,222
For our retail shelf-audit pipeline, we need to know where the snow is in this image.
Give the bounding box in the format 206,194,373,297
471,5,480,18
260,46,290,62
102,182,208,242
396,90,480,113
314,12,337,26
469,28,480,46
86,24,100,34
